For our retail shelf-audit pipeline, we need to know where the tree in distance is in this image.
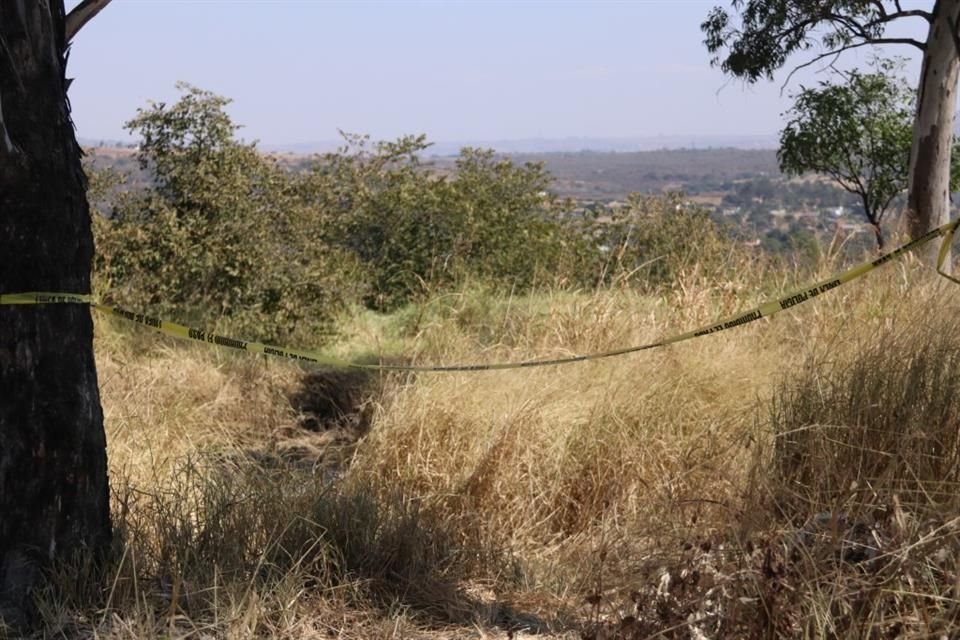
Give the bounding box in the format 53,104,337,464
778,60,914,250
703,0,960,266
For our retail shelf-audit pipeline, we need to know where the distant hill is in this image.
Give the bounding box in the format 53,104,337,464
78,137,135,149
428,147,781,201
262,134,779,156
84,144,781,202
257,136,783,200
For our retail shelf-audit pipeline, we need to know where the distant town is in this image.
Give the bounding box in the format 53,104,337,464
85,143,891,258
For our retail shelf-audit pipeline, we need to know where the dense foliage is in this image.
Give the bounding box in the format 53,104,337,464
702,1,907,83
89,85,750,344
299,134,591,310
90,85,750,342
93,84,364,342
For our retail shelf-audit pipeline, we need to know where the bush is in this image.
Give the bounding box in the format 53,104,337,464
307,136,595,310
92,84,365,343
91,84,747,342
582,193,749,290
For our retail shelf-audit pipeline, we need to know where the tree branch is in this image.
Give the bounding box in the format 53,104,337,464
887,9,932,22
65,0,112,42
844,156,868,206
864,9,933,28
868,37,926,48
821,8,930,42
868,0,887,20
857,192,879,232
779,38,925,94
826,170,860,196
877,192,901,224
824,11,873,41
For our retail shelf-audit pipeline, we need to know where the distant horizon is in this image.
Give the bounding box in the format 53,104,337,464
79,132,781,156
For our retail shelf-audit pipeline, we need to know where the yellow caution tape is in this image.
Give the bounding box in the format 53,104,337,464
3,218,959,372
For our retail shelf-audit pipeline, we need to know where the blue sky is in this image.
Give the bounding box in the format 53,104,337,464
65,0,929,148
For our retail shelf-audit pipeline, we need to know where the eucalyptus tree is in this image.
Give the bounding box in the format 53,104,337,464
703,0,960,265
0,0,112,626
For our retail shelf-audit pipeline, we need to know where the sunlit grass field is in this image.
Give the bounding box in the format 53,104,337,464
27,247,960,639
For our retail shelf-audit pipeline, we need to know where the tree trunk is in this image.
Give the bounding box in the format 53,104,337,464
0,1,110,627
861,194,885,251
873,224,885,252
907,0,960,268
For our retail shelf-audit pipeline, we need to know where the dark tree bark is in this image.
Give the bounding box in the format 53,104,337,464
0,1,110,627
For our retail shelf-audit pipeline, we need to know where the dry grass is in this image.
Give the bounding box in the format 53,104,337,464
10,249,960,639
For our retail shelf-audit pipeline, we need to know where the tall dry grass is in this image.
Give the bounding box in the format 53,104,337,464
11,244,960,639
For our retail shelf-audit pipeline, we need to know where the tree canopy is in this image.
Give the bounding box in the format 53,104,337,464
703,0,959,263
702,1,929,83
778,62,914,249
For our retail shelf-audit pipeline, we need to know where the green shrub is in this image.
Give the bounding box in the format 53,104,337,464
92,84,748,342
92,84,365,343
307,136,595,310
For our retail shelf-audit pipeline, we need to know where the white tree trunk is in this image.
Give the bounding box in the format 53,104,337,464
907,0,960,269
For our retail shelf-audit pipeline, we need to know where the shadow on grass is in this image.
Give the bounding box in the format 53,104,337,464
24,457,557,638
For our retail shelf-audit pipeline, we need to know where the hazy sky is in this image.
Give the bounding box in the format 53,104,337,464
65,0,930,147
